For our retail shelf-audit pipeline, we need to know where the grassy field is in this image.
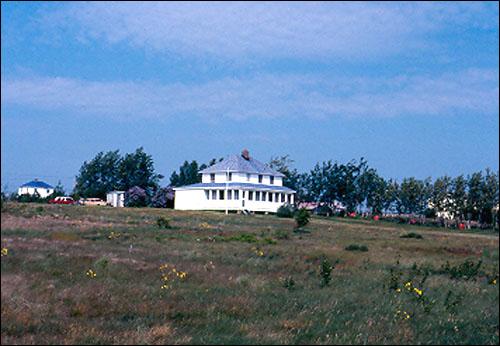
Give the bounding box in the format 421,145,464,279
1,202,499,345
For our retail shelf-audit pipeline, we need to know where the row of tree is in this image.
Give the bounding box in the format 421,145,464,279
269,156,499,226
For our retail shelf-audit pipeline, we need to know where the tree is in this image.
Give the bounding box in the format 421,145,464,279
479,169,499,225
169,160,204,187
430,176,453,218
397,177,431,215
467,172,483,221
74,150,122,199
118,147,162,193
451,175,468,221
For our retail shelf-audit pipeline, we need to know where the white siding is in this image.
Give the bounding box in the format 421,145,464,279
18,187,54,198
175,188,293,213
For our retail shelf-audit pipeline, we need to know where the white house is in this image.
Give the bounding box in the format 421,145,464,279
107,191,125,207
174,150,296,213
18,179,54,198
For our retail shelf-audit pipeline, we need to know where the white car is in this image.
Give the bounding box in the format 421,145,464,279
79,198,107,206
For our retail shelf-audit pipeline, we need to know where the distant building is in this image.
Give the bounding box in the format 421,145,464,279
174,149,296,213
18,179,54,198
107,191,125,207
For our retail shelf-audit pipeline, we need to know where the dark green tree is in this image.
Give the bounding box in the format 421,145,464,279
118,147,161,193
74,150,122,199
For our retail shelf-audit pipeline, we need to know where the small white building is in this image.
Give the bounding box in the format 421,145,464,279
18,179,54,198
174,150,295,213
106,191,125,207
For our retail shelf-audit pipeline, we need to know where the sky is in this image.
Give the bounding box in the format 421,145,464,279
1,1,499,193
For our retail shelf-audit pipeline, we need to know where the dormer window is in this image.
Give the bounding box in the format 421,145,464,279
258,175,263,183
210,173,215,182
228,172,232,181
270,176,274,184
246,173,250,181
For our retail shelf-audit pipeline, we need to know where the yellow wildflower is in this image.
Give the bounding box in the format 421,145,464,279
413,287,423,296
86,269,97,278
1,248,8,256
396,288,401,293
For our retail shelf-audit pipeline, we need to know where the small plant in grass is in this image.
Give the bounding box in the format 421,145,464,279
345,244,368,252
319,257,338,287
229,233,258,243
294,208,310,228
263,237,277,245
441,259,482,281
274,229,290,239
280,276,296,291
400,232,423,239
157,216,172,229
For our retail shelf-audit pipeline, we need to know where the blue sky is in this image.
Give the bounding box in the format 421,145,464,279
1,1,499,192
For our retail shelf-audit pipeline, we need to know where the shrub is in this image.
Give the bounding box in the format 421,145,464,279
400,232,424,239
157,216,172,229
150,187,175,208
276,204,295,218
125,186,148,207
345,244,369,252
294,208,310,228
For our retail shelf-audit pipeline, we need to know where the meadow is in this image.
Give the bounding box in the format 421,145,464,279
1,202,499,345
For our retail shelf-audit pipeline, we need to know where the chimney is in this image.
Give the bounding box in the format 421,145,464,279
241,149,250,160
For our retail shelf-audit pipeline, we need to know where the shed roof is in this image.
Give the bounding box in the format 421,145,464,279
199,153,285,177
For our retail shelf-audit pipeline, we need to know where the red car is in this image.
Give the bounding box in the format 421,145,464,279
49,196,75,205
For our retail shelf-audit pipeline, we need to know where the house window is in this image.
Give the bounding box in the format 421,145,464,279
205,190,210,200
270,176,274,184
287,194,291,203
47,189,50,194
234,190,239,200
275,193,279,202
256,191,260,201
219,190,225,200
228,190,232,200
268,192,272,202
228,172,232,181
210,173,215,182
281,193,285,202
258,175,263,183
249,191,253,200
262,192,266,201
212,190,217,200
246,173,251,181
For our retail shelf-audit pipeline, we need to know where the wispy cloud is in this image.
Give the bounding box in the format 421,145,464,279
2,69,498,120
37,1,498,60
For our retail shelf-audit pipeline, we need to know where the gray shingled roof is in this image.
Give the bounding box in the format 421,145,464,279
199,154,285,177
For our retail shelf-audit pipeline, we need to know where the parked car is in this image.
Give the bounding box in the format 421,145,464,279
49,196,75,205
78,198,106,206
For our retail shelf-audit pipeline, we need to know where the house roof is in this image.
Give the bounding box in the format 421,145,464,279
174,182,295,192
20,180,54,189
199,153,285,177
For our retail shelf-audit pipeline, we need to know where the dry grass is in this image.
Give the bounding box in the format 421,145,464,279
1,202,499,345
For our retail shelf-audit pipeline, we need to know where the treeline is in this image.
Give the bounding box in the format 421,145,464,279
269,156,499,227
